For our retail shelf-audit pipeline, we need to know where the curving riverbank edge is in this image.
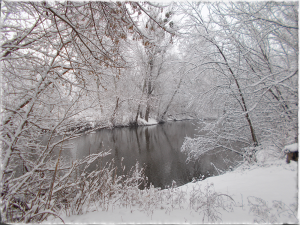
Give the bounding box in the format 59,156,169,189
45,143,298,224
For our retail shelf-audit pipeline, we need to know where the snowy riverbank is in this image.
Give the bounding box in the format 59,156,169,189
46,150,298,224
80,117,197,134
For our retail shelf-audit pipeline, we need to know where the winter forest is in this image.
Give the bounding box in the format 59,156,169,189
1,1,298,223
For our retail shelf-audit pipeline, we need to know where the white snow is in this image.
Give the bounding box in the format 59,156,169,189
283,143,298,153
137,117,158,126
180,159,298,223
46,156,298,224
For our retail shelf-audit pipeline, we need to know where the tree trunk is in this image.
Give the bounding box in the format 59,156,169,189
96,76,103,113
135,76,148,124
111,97,119,125
145,103,150,122
161,77,183,121
214,42,258,146
135,104,141,124
145,59,154,122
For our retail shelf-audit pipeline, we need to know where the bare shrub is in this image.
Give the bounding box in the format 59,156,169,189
1,149,148,223
189,183,235,222
248,196,276,223
247,196,298,223
272,200,298,222
242,147,257,164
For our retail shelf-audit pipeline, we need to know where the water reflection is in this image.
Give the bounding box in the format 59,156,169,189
66,121,242,189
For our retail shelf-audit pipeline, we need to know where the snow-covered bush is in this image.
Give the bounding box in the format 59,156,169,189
1,148,147,223
242,147,257,164
110,181,235,223
248,196,298,223
253,142,298,166
188,183,235,222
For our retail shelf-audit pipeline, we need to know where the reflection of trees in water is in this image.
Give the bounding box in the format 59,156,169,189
134,127,142,154
143,126,162,187
160,125,189,187
145,127,150,152
112,131,119,161
69,121,242,189
190,148,243,179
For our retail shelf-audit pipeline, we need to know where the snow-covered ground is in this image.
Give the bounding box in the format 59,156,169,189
46,153,298,224
137,117,158,126
283,143,299,153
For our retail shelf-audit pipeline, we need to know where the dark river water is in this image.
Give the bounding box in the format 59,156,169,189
65,120,241,189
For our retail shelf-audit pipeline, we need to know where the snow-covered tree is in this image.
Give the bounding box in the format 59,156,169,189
179,2,298,161
0,2,172,222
